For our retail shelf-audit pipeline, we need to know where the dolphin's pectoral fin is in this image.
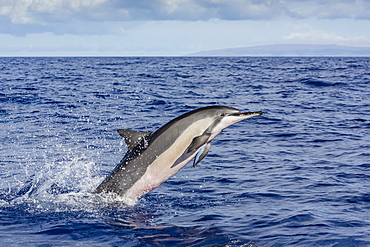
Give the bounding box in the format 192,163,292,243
193,142,211,167
117,129,152,150
187,133,211,153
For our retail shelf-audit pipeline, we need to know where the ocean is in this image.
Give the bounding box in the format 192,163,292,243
0,57,369,246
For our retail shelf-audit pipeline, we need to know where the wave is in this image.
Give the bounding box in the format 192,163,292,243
297,78,344,87
0,155,138,214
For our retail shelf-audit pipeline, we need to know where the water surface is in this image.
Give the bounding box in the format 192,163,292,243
1,57,370,246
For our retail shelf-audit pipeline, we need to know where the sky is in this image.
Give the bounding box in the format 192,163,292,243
1,0,370,56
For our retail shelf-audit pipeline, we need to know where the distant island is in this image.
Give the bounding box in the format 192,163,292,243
189,44,370,56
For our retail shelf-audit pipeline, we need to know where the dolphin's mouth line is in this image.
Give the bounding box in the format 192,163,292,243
230,111,263,117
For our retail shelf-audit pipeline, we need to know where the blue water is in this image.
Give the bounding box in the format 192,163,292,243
1,57,369,246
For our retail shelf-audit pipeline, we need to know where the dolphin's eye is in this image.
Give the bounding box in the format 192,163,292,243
220,113,227,117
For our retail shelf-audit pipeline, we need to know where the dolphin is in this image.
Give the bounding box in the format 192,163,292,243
94,105,262,201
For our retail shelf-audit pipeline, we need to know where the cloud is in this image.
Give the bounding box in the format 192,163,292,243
0,0,107,24
283,29,370,47
1,0,370,35
0,0,294,24
290,0,370,20
2,0,370,22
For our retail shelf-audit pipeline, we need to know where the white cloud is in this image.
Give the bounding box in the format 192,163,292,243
283,29,370,47
290,0,370,20
0,0,107,24
1,0,370,36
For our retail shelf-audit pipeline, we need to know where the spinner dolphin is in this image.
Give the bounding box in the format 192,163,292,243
94,105,263,201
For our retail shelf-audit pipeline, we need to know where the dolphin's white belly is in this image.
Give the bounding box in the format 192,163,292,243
123,120,211,200
123,150,198,200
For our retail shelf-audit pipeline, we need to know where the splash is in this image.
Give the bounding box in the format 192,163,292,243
1,155,136,213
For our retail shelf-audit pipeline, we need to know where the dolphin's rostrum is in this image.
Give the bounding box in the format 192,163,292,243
94,105,262,202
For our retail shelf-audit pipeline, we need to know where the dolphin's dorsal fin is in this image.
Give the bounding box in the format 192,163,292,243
187,132,211,153
117,129,152,150
193,142,211,167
